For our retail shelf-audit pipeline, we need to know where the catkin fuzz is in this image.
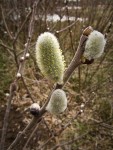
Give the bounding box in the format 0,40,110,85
36,32,65,83
46,89,67,115
84,30,106,60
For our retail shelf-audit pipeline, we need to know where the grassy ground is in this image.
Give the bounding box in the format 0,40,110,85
0,1,113,149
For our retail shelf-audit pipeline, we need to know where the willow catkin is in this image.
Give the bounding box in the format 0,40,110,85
84,30,106,60
36,32,65,83
46,89,67,115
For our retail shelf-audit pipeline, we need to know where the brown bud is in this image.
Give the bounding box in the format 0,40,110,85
10,82,17,93
20,56,25,62
81,58,94,65
25,53,30,59
16,73,21,78
30,103,40,116
83,26,94,36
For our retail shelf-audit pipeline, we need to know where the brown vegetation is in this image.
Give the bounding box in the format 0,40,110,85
0,0,113,150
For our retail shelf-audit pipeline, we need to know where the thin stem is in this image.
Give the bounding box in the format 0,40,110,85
1,5,13,40
22,121,42,150
0,82,17,150
55,19,78,34
63,35,88,84
13,11,32,44
65,2,74,53
21,76,35,103
38,136,54,150
7,117,41,150
78,66,81,93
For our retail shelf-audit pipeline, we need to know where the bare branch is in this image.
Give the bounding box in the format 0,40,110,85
22,120,42,150
63,26,93,84
63,35,87,84
55,19,79,34
13,11,32,43
21,76,35,103
1,5,13,40
7,117,42,150
0,81,17,150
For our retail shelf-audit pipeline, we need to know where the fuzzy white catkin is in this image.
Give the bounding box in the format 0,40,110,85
36,32,65,83
84,30,106,60
46,89,67,115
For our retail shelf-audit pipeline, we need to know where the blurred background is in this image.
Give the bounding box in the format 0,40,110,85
0,0,113,149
